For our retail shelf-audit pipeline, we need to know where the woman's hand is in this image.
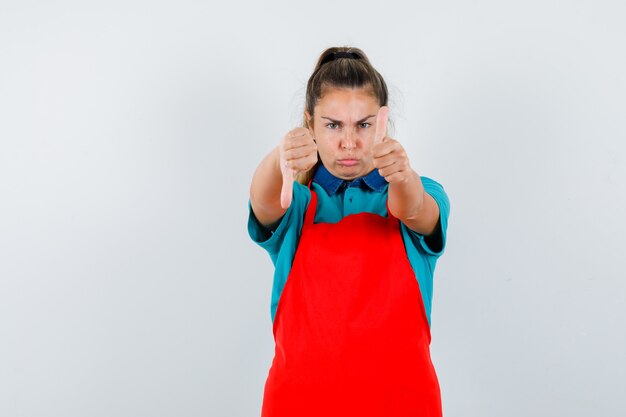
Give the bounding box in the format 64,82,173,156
279,127,318,209
371,107,412,184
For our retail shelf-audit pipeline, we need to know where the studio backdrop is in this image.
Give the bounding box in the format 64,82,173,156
1,1,625,416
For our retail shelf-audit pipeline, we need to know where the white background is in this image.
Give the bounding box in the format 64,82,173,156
1,1,625,416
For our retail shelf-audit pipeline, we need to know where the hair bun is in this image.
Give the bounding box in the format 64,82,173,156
320,51,360,66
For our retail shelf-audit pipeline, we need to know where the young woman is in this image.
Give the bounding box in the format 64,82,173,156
248,46,450,417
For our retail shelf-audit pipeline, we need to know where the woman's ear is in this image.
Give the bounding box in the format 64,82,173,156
304,111,313,132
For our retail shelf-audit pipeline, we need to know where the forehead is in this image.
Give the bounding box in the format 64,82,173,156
315,87,379,117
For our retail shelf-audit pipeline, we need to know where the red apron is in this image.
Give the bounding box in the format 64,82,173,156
262,187,442,417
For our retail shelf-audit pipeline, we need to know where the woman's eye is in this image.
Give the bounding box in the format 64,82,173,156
326,123,339,129
359,122,371,129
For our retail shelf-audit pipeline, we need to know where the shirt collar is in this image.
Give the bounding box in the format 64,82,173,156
312,164,387,195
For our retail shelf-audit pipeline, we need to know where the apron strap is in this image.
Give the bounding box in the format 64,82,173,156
304,180,318,225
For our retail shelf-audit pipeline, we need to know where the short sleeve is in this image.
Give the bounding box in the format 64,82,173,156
403,176,450,257
247,182,311,263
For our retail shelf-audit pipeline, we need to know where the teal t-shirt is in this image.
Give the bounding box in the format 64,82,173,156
248,166,450,327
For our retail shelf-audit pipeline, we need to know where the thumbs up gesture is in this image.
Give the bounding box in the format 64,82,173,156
372,106,412,184
279,127,318,208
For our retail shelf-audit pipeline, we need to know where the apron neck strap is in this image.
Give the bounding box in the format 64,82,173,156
304,181,318,225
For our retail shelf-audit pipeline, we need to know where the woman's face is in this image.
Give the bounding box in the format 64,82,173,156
306,87,381,181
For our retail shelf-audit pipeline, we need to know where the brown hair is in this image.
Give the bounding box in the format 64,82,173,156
297,46,389,185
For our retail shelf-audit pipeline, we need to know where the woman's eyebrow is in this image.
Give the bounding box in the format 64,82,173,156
320,115,376,123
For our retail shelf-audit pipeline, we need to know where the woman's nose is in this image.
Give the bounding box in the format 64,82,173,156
341,130,357,150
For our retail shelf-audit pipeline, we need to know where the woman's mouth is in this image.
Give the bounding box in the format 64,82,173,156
337,159,358,167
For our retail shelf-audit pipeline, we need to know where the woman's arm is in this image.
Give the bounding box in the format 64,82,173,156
387,172,440,236
249,128,317,228
249,146,286,227
372,107,440,235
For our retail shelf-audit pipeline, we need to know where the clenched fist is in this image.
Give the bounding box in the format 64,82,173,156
279,127,318,208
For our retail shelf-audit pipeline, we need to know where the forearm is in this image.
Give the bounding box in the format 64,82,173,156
387,169,424,221
249,147,287,226
388,170,440,236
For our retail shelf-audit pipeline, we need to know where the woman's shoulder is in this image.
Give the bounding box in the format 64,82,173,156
420,176,444,188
